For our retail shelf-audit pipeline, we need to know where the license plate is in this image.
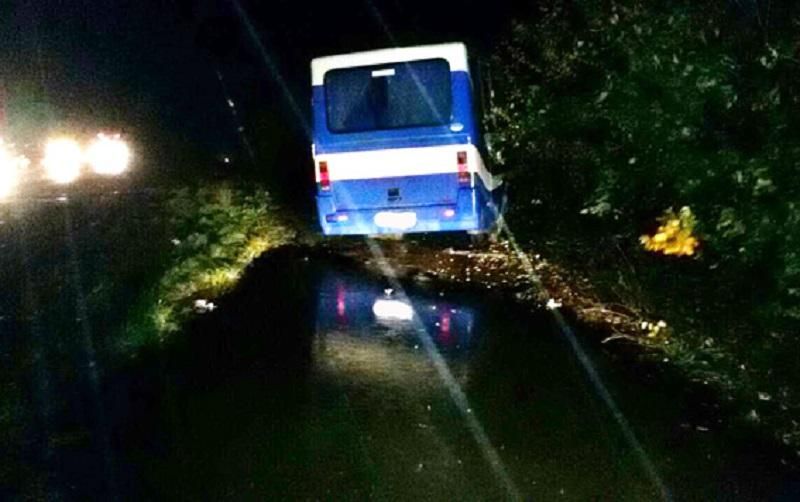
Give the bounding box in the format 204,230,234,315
374,211,417,230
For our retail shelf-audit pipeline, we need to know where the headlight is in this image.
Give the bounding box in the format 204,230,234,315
86,134,130,176
43,138,83,184
0,141,28,201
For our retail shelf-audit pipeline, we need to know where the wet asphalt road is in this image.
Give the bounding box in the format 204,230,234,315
1,197,799,501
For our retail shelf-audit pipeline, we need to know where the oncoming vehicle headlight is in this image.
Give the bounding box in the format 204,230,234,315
0,141,28,201
86,134,131,176
43,138,83,184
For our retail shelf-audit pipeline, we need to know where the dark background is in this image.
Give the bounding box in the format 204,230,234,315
0,0,526,200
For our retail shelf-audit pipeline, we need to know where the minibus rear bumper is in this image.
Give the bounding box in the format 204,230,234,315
317,186,500,236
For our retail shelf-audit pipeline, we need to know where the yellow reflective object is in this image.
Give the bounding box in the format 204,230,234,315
640,207,699,257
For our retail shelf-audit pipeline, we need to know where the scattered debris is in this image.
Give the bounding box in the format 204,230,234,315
193,299,216,313
546,298,563,310
641,319,668,337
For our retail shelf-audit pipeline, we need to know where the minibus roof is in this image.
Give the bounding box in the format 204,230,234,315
311,42,468,86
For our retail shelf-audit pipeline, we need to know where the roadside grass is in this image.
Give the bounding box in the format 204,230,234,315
0,182,298,498
485,0,800,457
503,203,800,457
116,184,297,353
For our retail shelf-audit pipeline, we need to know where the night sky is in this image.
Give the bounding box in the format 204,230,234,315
0,0,524,182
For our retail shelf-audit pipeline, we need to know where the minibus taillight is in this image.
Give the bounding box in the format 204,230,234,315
457,151,470,184
319,161,331,191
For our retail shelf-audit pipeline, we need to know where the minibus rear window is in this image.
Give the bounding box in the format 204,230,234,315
324,58,452,134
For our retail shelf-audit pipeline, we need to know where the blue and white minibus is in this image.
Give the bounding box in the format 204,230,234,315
311,42,504,236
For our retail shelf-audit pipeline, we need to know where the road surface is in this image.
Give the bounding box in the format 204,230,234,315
0,196,798,500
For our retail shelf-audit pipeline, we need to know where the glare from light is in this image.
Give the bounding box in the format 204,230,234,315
43,138,83,184
86,134,131,176
0,140,28,201
372,299,414,321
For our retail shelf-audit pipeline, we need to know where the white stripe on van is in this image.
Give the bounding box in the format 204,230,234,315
313,144,501,191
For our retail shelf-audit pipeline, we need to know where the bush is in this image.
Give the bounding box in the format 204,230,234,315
489,0,800,326
120,185,296,351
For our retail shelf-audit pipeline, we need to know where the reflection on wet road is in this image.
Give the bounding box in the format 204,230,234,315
1,211,799,499
111,252,799,500
308,266,656,500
